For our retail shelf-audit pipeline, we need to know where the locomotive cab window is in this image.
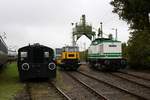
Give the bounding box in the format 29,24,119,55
63,47,79,52
68,47,74,52
20,52,28,61
109,45,117,47
21,52,28,58
92,41,98,45
44,52,49,58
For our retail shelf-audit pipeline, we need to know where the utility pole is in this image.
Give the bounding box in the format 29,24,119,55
115,28,117,41
100,22,103,38
71,23,76,46
98,22,103,38
112,28,118,40
83,42,86,62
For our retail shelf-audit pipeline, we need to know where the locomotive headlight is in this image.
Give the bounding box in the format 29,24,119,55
48,63,56,70
21,63,30,71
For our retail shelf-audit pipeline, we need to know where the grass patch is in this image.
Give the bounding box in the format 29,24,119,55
55,67,64,86
0,62,24,100
55,67,72,91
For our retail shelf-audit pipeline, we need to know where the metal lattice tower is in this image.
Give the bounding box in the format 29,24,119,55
72,15,96,46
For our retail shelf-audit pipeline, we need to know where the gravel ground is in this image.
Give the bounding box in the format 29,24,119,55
55,70,100,100
79,65,150,100
14,85,30,100
15,82,65,100
111,72,150,88
123,70,150,80
71,72,139,100
31,82,64,100
14,65,150,100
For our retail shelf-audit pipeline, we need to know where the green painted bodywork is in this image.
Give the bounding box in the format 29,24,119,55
91,38,121,45
88,38,122,59
88,53,122,59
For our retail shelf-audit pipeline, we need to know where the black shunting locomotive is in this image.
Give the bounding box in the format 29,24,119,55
17,43,56,81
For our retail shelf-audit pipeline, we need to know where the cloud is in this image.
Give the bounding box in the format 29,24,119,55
0,0,129,50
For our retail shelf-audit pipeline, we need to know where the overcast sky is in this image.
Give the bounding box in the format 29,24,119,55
0,0,130,51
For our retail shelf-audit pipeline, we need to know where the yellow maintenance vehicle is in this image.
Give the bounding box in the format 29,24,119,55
60,46,80,70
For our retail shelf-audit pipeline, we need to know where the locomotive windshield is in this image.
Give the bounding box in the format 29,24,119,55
63,46,79,52
44,52,49,58
21,52,27,58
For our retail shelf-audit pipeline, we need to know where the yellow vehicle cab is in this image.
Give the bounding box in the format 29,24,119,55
60,46,80,70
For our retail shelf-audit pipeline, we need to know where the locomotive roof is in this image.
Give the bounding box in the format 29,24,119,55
62,46,79,48
18,43,53,52
91,38,121,45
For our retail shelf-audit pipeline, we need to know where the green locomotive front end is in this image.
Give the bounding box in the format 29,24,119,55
88,38,126,70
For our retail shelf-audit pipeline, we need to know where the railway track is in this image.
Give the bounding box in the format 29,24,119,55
23,69,150,100
25,83,32,100
25,82,70,100
56,71,102,100
110,72,150,89
118,71,150,81
77,71,148,100
50,82,71,100
66,72,107,100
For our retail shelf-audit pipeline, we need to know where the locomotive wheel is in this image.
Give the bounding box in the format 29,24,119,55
98,64,107,71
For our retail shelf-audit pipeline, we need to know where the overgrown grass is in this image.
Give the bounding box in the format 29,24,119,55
0,62,24,100
55,67,64,86
55,67,72,91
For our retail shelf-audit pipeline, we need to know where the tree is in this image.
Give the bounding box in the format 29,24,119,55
121,42,128,58
80,50,88,62
110,0,150,30
110,0,150,69
127,30,150,69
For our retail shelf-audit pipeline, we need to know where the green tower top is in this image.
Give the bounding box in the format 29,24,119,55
72,15,96,41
